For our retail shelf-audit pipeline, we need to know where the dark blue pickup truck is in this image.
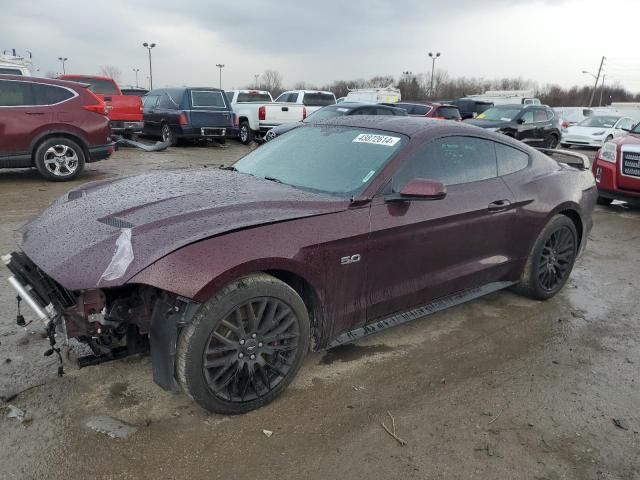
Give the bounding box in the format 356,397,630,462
142,87,237,145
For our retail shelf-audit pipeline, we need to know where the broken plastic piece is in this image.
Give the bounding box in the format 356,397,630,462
99,229,134,283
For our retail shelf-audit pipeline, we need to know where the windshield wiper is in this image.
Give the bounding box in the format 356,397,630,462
219,165,237,171
264,176,285,184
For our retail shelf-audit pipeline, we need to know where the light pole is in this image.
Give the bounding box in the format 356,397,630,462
428,52,440,97
133,68,140,88
142,42,156,89
254,74,260,88
216,64,225,89
58,57,68,74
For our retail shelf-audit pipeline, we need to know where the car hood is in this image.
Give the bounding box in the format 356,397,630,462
19,169,349,290
565,126,611,136
464,119,512,129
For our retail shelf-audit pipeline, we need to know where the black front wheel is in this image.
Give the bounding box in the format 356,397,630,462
514,215,578,300
176,274,310,414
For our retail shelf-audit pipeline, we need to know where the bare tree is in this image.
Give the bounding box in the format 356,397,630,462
262,69,284,96
99,65,122,82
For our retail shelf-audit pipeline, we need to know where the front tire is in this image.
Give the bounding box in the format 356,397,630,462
239,121,254,145
176,274,310,414
34,137,85,181
514,215,578,301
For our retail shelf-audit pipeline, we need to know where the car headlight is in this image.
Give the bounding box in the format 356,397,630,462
599,142,617,163
592,131,605,136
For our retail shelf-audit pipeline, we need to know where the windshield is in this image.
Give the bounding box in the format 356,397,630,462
577,116,619,128
234,125,407,195
304,106,349,123
76,77,119,95
476,107,521,122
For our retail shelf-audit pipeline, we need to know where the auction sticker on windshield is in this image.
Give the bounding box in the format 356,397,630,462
353,133,400,147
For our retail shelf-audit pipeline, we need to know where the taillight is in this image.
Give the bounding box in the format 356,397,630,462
179,112,188,125
83,89,108,115
83,104,107,115
303,107,307,120
233,113,239,128
561,121,569,129
258,106,266,121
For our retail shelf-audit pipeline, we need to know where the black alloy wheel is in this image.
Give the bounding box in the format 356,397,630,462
202,297,300,402
537,225,576,292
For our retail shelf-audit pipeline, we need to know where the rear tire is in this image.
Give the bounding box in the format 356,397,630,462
161,123,177,146
514,215,578,301
34,137,85,182
545,134,559,149
597,196,613,206
176,273,310,414
239,121,254,145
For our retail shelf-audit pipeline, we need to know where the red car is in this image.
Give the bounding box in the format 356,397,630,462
3,117,596,413
0,75,115,181
392,102,462,121
592,127,640,206
58,75,144,138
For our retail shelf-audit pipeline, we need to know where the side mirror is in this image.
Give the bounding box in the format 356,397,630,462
516,118,526,125
387,178,447,202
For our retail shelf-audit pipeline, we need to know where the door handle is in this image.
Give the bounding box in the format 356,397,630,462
25,112,45,115
488,199,512,212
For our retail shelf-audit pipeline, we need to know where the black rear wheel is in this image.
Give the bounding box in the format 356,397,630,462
176,274,310,414
239,121,254,145
545,134,559,149
514,215,578,300
161,123,177,146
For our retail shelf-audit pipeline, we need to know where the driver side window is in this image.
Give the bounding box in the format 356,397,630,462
392,136,498,191
520,111,535,124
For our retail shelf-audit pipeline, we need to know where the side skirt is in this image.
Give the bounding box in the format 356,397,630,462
326,281,515,349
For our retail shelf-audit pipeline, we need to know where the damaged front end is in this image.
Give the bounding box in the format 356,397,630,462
3,251,199,390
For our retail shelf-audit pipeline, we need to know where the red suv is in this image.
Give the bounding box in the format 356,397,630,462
0,75,114,181
391,102,462,121
592,127,640,206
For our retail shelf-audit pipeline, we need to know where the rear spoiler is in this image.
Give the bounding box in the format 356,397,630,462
536,148,590,170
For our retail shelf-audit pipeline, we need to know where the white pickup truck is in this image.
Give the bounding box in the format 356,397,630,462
225,90,307,144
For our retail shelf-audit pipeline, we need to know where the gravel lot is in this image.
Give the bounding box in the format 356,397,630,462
0,142,638,480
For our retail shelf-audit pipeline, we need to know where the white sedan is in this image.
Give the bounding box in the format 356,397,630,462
561,115,635,148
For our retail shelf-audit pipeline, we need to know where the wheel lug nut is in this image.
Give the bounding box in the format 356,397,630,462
251,333,257,339
258,342,263,347
239,339,245,345
239,353,244,358
250,354,256,360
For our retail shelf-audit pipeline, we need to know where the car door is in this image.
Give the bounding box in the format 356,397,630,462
0,79,50,162
515,109,537,144
365,135,516,323
142,94,160,133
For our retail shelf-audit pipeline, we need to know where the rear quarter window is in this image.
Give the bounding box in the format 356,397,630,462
191,90,227,108
435,106,461,119
496,143,529,176
33,84,74,105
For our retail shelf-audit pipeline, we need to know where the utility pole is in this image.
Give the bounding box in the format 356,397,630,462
599,74,606,106
142,42,156,89
58,57,68,74
254,74,260,88
216,64,225,89
589,56,605,107
428,52,440,98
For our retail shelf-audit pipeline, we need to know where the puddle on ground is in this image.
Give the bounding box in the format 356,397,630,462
320,344,394,365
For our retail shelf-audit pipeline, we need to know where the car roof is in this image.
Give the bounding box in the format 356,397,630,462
58,74,113,81
314,116,474,137
0,74,89,89
283,90,334,95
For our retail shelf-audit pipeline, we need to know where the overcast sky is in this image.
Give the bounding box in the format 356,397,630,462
3,0,640,92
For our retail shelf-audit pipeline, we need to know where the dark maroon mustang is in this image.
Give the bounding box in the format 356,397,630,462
3,117,596,413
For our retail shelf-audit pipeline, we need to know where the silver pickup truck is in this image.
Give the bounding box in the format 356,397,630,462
225,90,306,144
